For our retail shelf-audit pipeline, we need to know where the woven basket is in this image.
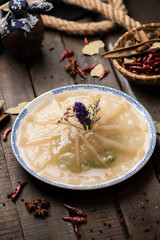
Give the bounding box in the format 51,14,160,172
113,23,160,86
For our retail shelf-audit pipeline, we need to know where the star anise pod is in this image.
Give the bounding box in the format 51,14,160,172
65,59,77,78
37,198,50,209
25,200,38,213
34,206,48,218
154,29,160,38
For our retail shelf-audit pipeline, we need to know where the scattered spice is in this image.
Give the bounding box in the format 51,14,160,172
73,224,80,240
145,197,149,202
99,68,110,80
49,47,54,51
82,40,104,55
10,181,27,201
63,203,87,216
2,127,12,141
62,204,87,240
25,199,38,213
25,198,50,218
84,37,88,44
144,227,150,232
62,216,88,223
65,59,77,78
82,63,97,72
60,50,74,61
7,193,12,198
76,65,86,78
119,50,160,76
120,217,125,223
34,206,48,218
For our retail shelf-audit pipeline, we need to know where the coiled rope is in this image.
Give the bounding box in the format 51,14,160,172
0,0,141,35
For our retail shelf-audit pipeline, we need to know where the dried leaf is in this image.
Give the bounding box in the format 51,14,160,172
90,64,104,77
154,121,160,134
150,42,160,50
82,40,105,55
124,57,135,63
5,102,30,114
0,100,5,109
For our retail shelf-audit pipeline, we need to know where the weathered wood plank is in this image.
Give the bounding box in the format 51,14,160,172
0,141,24,240
28,30,73,96
102,3,160,237
0,50,36,240
27,30,126,239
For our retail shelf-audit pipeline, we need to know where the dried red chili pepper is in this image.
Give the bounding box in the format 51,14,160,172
144,227,150,232
123,62,142,67
82,63,97,72
84,37,88,44
153,62,160,69
73,224,80,240
128,66,145,73
155,68,160,73
62,216,87,223
49,47,54,51
11,182,27,201
99,68,109,80
63,203,87,216
60,50,74,61
2,127,12,141
68,58,74,61
120,217,125,223
76,65,86,78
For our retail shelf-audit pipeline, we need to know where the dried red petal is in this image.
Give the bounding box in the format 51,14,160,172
49,47,54,51
120,217,125,223
144,227,150,232
84,37,88,44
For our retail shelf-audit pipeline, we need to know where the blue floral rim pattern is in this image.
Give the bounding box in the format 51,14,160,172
11,84,157,190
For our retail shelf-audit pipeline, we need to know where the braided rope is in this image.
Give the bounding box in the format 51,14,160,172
0,0,141,35
42,0,141,35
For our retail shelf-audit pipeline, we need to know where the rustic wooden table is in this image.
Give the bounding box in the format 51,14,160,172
0,1,160,240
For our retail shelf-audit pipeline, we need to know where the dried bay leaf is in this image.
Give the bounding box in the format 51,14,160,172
124,57,136,63
0,100,5,109
150,42,160,50
90,64,104,77
5,102,30,114
154,121,160,134
82,40,105,55
0,100,10,122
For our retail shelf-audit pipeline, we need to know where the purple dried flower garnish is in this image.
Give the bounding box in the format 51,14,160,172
73,102,92,130
57,100,100,130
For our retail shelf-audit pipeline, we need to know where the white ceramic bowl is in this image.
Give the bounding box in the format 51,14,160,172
11,84,156,190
